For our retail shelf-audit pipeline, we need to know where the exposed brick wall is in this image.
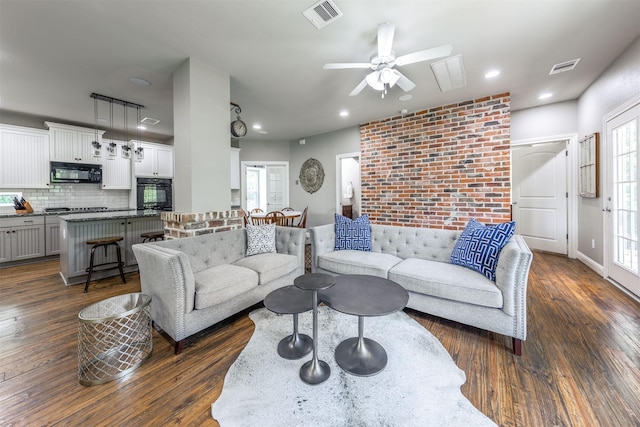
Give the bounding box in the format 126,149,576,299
360,93,511,230
160,210,243,239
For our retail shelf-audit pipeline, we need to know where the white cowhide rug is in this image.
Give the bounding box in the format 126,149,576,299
212,306,497,427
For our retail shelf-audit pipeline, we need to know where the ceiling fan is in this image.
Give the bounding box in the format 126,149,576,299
323,23,453,97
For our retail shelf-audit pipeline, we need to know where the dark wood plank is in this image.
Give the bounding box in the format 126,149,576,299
0,252,639,426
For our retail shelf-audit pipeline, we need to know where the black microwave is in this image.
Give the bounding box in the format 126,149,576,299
50,162,102,184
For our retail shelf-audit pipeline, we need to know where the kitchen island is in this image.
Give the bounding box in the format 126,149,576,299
59,210,164,286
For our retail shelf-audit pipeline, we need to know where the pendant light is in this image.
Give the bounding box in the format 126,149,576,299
134,105,144,162
106,99,116,160
120,99,131,159
89,93,143,161
91,96,102,158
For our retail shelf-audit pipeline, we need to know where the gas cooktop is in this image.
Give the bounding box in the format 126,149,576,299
44,207,109,213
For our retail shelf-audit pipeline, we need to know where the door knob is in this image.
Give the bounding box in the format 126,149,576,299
602,207,612,212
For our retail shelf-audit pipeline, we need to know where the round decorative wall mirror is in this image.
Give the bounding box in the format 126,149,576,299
299,158,325,194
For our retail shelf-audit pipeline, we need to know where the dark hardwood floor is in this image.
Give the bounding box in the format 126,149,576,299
1,252,639,426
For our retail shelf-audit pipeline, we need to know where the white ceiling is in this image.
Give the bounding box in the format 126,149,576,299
1,0,639,142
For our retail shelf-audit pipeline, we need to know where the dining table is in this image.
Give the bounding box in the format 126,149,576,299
250,210,301,226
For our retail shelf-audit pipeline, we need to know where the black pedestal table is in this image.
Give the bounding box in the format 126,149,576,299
320,275,409,376
293,273,336,385
264,285,313,360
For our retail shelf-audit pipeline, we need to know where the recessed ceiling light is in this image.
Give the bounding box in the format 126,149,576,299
137,125,146,130
398,94,413,101
129,77,151,87
253,124,262,130
538,93,553,100
339,110,349,117
484,70,500,79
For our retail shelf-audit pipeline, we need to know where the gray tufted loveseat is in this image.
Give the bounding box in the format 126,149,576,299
309,223,532,354
133,226,306,353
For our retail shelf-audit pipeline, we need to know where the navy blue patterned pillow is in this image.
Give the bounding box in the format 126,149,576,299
450,219,516,281
334,214,371,251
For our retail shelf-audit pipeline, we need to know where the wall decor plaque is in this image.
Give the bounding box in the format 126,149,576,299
299,158,325,194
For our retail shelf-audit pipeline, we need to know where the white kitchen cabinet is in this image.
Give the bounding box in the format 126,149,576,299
133,142,174,178
45,215,61,256
230,147,241,189
46,122,104,164
0,216,45,263
0,124,50,189
101,139,132,190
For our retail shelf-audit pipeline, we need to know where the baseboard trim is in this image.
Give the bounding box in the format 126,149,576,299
577,251,640,304
576,251,604,276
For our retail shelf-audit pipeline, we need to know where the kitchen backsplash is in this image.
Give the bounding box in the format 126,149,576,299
0,184,130,213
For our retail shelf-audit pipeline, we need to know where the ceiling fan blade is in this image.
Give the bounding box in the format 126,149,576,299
395,71,416,92
377,23,395,58
323,62,372,70
349,78,368,96
395,44,453,66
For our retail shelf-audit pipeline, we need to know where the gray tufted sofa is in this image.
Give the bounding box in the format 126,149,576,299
309,223,532,354
132,226,306,353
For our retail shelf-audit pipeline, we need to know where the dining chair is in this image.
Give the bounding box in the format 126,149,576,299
296,206,308,228
281,207,296,226
251,214,270,225
250,208,264,214
265,211,287,226
239,209,250,227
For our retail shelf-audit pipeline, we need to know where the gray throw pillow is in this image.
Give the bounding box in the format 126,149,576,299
246,223,277,256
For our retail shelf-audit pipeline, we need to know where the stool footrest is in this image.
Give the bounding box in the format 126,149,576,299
84,240,127,293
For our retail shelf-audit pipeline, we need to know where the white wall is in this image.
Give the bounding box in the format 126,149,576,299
289,127,361,227
239,139,290,162
576,35,640,264
511,100,577,142
511,35,640,265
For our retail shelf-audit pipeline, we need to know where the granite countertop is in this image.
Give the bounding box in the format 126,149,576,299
58,209,162,222
0,208,136,219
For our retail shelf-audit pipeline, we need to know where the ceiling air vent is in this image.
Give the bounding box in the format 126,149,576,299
303,0,343,29
549,58,581,75
431,54,467,92
140,117,160,125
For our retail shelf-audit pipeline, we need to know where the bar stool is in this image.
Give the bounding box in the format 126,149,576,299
141,231,164,242
84,236,126,293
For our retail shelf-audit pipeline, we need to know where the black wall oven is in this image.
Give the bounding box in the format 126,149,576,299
136,178,173,211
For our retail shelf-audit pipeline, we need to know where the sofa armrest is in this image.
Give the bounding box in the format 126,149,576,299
309,224,335,271
275,226,306,273
132,244,196,342
494,235,533,337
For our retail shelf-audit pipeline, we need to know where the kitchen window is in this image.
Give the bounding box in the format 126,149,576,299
0,192,22,207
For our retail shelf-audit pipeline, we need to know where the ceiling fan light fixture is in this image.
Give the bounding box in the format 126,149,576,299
379,68,400,87
366,71,385,91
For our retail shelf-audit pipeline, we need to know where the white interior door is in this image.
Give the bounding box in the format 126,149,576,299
266,165,286,211
605,103,639,297
512,142,568,254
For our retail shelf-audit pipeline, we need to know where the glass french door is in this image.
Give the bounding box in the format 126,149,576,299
605,103,639,297
242,162,289,213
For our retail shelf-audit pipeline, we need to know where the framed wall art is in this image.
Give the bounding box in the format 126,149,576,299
579,132,599,198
